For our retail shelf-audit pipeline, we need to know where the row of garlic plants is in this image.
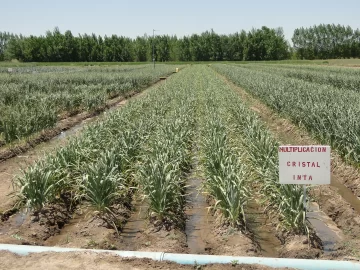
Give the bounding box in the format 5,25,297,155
138,106,194,227
13,78,178,226
136,68,196,228
203,66,308,234
0,64,176,143
213,64,360,166
225,91,308,235
237,63,360,91
0,64,147,74
201,97,250,228
191,66,249,228
13,64,309,235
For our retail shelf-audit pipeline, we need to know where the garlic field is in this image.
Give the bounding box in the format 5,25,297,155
0,64,175,144
1,64,360,262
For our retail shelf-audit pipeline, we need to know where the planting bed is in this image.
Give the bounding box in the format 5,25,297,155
1,64,360,268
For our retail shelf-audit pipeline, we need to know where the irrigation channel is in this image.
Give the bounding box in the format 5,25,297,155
1,64,360,266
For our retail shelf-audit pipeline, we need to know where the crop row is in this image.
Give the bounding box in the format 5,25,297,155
138,83,195,228
0,64,177,143
13,65,310,240
0,64,147,74
213,64,360,165
197,70,249,228
13,74,180,225
199,66,308,234
237,64,360,91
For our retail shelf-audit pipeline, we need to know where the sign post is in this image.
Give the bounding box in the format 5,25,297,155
279,145,331,216
303,185,306,215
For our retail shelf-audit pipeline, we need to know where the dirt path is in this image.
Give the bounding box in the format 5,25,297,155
213,69,360,259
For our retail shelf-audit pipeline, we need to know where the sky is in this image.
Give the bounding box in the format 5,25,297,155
1,0,360,43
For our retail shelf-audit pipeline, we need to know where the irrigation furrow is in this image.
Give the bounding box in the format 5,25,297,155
185,144,213,254
184,73,213,255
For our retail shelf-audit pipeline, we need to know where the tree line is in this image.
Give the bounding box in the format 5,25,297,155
0,32,16,61
1,24,360,62
0,27,289,62
292,24,360,59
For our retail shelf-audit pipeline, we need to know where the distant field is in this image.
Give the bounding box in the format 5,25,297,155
0,61,147,67
322,58,360,66
1,58,360,67
0,64,177,144
233,58,360,66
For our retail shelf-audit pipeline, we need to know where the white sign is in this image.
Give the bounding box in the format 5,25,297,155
279,145,330,185
8,68,13,73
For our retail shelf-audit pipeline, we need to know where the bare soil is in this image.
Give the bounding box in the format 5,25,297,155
129,227,188,253
279,235,321,259
215,70,360,260
0,251,293,270
204,225,258,256
0,204,257,261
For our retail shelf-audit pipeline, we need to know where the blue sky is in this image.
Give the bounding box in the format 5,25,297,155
1,0,359,43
